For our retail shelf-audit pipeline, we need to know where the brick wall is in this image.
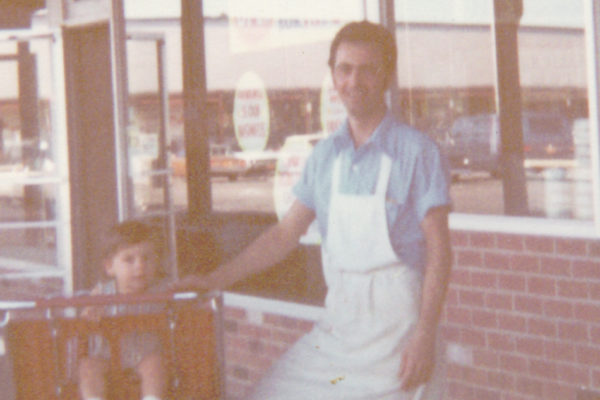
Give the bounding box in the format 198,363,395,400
443,231,600,400
221,231,600,400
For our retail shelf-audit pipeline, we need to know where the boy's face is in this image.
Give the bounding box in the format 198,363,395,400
104,241,160,294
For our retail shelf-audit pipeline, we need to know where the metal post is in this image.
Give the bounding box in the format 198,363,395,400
181,0,212,223
493,0,529,216
584,0,600,232
110,0,132,221
378,0,401,118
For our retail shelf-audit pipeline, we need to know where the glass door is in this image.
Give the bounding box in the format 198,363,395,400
0,30,71,296
124,31,177,277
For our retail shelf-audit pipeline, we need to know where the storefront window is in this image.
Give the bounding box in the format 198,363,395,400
394,0,593,221
122,0,597,230
0,33,68,289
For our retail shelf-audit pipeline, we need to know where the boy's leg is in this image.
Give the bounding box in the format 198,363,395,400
78,356,109,400
136,352,168,400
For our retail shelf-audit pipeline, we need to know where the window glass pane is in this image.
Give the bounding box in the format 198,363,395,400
0,35,63,290
394,0,592,220
199,1,365,219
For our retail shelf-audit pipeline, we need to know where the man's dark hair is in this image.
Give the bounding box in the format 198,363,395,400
328,20,397,85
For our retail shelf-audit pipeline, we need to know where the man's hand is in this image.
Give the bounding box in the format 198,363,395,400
398,329,436,391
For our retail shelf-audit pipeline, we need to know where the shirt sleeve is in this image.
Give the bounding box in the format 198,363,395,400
413,141,452,222
291,146,320,212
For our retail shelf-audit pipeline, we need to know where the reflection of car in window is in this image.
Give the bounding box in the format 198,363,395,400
171,144,277,181
443,112,574,179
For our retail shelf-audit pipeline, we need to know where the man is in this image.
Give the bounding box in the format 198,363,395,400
176,20,452,399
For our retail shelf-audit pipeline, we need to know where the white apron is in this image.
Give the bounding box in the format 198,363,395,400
247,155,444,400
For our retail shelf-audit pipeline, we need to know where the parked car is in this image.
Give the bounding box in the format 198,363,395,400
171,144,277,181
444,112,574,178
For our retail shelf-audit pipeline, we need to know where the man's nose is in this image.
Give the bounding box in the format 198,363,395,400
132,258,147,274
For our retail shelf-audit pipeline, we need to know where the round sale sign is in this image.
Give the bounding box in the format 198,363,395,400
273,133,325,245
233,71,270,151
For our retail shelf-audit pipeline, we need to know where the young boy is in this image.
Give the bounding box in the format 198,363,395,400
78,220,169,400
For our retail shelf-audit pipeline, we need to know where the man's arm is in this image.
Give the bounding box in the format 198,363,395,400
175,200,315,291
399,205,452,391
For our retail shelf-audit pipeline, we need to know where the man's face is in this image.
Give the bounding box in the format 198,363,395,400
331,40,388,119
105,241,159,294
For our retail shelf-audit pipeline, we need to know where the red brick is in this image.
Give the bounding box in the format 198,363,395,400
498,273,526,292
515,376,544,397
572,260,600,279
487,370,515,390
558,321,589,342
450,268,471,286
472,309,497,328
471,271,498,289
446,287,459,306
450,230,470,247
539,256,572,276
589,240,600,257
529,358,558,379
527,276,557,296
446,306,472,325
574,303,600,322
544,340,575,362
514,295,543,314
473,349,499,368
462,365,488,385
516,336,544,356
556,363,591,386
441,325,461,342
225,307,248,320
542,381,578,400
498,313,527,332
458,289,485,306
576,344,600,366
484,251,511,270
471,232,496,248
447,381,475,399
543,299,574,318
487,332,515,351
556,238,587,255
238,322,272,339
263,313,302,329
472,387,502,400
593,369,600,387
592,325,600,343
591,282,600,300
500,353,527,371
485,292,513,310
497,234,524,251
524,235,555,253
528,317,557,337
457,249,484,267
271,328,302,345
557,280,589,299
510,254,540,273
460,328,486,346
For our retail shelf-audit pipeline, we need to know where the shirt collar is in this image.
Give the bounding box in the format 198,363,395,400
332,110,395,153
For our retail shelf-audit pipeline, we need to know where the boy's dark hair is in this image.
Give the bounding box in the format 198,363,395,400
99,220,161,264
328,20,397,86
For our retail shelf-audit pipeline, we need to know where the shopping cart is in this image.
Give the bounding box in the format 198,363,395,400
0,290,224,400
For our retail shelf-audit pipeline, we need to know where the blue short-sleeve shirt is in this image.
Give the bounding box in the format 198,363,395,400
293,111,451,270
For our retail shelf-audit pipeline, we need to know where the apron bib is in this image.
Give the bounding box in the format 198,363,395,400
247,155,444,400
